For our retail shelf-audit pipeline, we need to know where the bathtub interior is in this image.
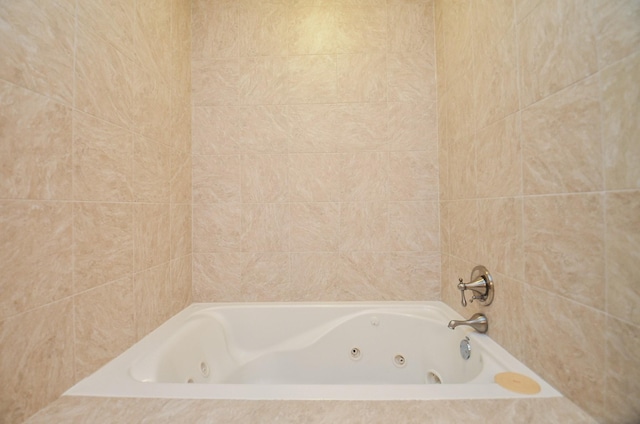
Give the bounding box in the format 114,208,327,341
66,302,562,401
132,308,483,385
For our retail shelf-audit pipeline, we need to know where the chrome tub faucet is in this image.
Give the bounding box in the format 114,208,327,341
448,313,488,333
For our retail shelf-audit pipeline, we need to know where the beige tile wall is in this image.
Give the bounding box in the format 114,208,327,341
0,1,192,422
191,0,441,302
436,0,640,422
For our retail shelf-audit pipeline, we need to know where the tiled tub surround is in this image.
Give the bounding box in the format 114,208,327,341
190,0,441,303
0,1,192,422
436,0,640,422
1,0,639,422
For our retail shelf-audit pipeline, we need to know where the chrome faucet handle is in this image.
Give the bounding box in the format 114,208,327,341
457,278,467,307
456,265,495,307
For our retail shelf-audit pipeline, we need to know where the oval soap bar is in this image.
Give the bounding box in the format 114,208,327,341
495,372,541,395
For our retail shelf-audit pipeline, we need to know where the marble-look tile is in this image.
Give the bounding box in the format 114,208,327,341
335,5,387,53
444,70,474,141
339,202,388,251
133,135,170,203
474,35,518,130
441,0,473,82
389,151,438,201
169,256,192,313
288,55,338,104
193,155,241,203
288,6,336,55
0,201,72,320
592,0,640,66
192,59,239,106
241,253,290,300
0,81,72,200
242,203,290,252
289,104,341,152
604,316,640,424
606,191,640,326
485,273,526,361
290,252,340,299
523,286,605,419
239,57,288,105
336,103,388,152
192,0,238,59
192,203,241,253
134,0,171,76
389,201,439,252
132,59,171,145
523,194,605,309
439,201,450,255
388,0,434,54
337,54,387,102
601,52,640,190
387,52,436,102
339,152,388,201
290,202,340,251
192,106,239,155
73,202,133,293
238,1,288,57
0,300,74,424
473,0,515,51
448,134,476,200
288,154,341,202
522,76,602,195
133,203,170,272
192,253,242,301
134,262,171,339
0,0,74,105
516,0,544,22
385,252,441,300
77,0,133,58
388,101,437,151
477,198,524,281
241,154,289,202
338,252,388,299
238,106,290,153
475,114,521,198
170,148,192,204
171,203,192,260
517,0,597,107
24,397,597,424
73,277,135,381
72,111,133,202
75,27,133,129
448,199,479,262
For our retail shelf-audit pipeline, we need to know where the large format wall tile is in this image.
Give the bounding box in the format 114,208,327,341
601,52,640,190
517,0,597,107
73,202,133,293
73,112,133,202
0,201,72,320
0,81,72,200
524,194,604,309
522,76,602,195
0,1,74,105
0,300,74,423
605,191,640,326
75,27,133,129
73,277,135,380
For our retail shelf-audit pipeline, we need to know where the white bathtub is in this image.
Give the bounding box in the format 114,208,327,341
66,302,560,401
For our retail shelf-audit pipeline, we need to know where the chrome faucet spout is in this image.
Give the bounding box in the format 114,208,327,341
447,313,488,333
